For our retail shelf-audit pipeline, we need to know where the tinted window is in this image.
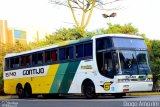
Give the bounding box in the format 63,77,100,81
26,55,31,66
37,52,43,64
66,46,74,59
96,38,112,51
51,50,57,61
113,38,147,49
10,58,14,68
21,55,31,66
21,56,26,66
76,44,83,58
45,50,51,63
32,53,38,65
14,57,20,68
5,58,10,70
9,57,20,68
59,48,65,60
103,52,114,78
84,42,92,57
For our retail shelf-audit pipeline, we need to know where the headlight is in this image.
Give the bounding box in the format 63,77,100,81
147,75,153,79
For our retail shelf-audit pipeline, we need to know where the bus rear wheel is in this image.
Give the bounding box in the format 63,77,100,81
24,84,32,98
83,81,97,99
16,85,24,99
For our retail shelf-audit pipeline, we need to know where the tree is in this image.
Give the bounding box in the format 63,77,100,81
49,0,120,36
29,27,96,49
150,40,160,83
0,42,29,86
99,23,139,35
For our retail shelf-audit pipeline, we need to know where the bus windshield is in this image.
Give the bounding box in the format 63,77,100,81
96,37,152,77
118,50,151,75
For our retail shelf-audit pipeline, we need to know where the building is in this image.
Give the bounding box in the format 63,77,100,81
8,28,27,46
0,20,9,44
0,20,27,46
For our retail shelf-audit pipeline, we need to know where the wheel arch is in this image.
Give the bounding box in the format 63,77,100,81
16,83,23,90
81,78,95,93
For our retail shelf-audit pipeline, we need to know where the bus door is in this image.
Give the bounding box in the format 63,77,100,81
101,51,118,78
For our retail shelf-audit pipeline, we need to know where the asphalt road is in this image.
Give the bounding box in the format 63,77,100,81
1,95,160,107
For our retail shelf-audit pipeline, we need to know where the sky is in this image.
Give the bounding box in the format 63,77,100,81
0,0,160,41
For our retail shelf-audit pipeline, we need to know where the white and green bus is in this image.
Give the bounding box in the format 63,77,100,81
3,34,153,98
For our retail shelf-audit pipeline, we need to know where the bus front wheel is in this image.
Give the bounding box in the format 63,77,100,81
82,81,97,99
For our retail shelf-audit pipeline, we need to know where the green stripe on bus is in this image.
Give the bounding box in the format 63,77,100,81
58,61,80,93
49,63,69,93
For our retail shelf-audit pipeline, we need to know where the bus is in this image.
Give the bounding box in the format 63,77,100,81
3,34,153,98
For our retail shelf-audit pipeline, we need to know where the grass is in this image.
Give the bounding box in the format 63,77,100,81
0,95,17,99
126,92,160,96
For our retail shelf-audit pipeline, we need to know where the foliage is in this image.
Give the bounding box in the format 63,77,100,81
99,23,139,35
0,41,29,85
149,40,160,83
29,27,96,49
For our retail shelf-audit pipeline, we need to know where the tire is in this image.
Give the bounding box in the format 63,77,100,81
16,86,24,99
24,85,32,98
83,81,97,99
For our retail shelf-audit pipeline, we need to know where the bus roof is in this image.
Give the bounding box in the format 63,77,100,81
92,34,143,39
4,34,143,58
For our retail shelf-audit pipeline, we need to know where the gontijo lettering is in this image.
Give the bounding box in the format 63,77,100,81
23,68,44,75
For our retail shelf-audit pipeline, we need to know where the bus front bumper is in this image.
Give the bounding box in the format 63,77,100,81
114,82,153,93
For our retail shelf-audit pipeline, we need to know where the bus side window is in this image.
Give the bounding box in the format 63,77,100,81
76,44,83,58
21,56,26,66
14,57,20,68
5,58,10,70
66,46,74,59
45,50,51,63
84,42,92,57
10,58,14,68
26,55,31,66
51,50,57,61
32,53,37,65
37,52,43,64
59,48,65,60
